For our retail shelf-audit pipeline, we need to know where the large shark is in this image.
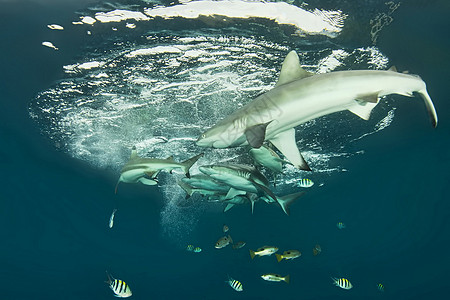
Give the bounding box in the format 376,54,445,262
115,146,203,193
196,50,438,170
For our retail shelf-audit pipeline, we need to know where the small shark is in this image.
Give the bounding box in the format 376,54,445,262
196,50,438,170
115,146,203,193
198,163,279,208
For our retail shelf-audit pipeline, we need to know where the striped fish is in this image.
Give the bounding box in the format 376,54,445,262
377,283,385,292
193,247,202,253
186,244,194,251
297,178,314,188
332,277,353,290
227,276,243,292
106,271,132,298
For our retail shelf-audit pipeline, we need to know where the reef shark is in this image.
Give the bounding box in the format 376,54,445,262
196,50,438,170
198,163,286,211
115,146,203,193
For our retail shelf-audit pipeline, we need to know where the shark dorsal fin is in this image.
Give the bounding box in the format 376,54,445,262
130,146,138,159
275,50,313,87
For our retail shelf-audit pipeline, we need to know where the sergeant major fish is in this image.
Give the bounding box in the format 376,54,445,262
105,271,132,298
332,277,353,290
227,276,243,292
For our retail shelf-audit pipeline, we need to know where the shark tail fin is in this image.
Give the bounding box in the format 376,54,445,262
417,89,438,128
277,191,306,216
182,153,204,178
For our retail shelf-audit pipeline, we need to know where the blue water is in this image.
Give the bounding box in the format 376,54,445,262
1,0,449,299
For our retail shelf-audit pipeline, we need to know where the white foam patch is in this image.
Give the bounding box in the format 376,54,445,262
47,24,64,30
143,0,345,37
95,9,150,23
125,46,184,58
42,41,58,50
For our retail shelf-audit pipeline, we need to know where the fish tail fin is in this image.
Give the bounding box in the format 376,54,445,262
417,89,438,128
228,235,233,245
284,275,290,284
275,253,283,262
181,153,204,178
249,249,255,259
277,191,305,216
105,271,113,285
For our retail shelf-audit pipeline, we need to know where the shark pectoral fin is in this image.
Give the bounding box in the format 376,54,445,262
251,180,277,204
144,171,159,178
138,177,158,186
245,122,272,148
348,100,379,120
225,188,246,200
417,89,438,128
269,129,311,171
277,191,305,216
275,50,313,87
165,155,174,161
224,203,235,212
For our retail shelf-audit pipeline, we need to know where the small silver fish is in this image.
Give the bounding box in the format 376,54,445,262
215,235,233,249
109,209,117,228
261,273,290,283
105,271,132,298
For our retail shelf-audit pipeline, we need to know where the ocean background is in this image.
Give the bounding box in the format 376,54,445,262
1,0,449,299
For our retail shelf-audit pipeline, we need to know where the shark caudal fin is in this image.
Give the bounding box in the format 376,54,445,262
277,191,306,216
417,89,438,128
181,153,204,178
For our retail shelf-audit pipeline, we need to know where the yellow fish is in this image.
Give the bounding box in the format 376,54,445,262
275,250,301,262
